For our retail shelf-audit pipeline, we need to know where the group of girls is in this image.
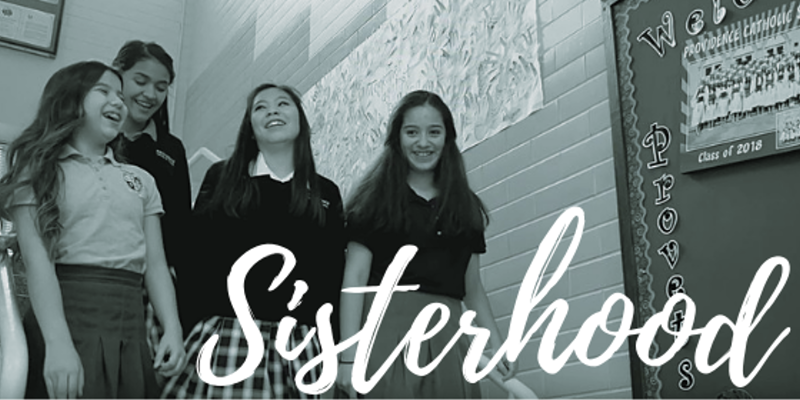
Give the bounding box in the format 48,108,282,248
0,40,516,399
691,51,800,135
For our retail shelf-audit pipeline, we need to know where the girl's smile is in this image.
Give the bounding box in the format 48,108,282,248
78,70,127,148
121,58,170,127
251,88,300,147
400,105,446,174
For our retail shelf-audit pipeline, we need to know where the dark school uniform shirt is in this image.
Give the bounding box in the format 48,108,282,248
111,120,192,270
178,160,346,337
347,188,486,300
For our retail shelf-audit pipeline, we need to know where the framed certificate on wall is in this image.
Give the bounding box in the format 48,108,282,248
0,0,64,58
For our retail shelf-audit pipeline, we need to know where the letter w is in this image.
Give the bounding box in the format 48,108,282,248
637,11,676,57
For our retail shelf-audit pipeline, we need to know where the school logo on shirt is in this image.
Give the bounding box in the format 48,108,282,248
156,150,176,167
123,171,143,192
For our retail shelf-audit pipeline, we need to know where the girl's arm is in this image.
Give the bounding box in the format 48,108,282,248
143,214,186,377
12,205,84,399
463,254,517,380
335,241,372,395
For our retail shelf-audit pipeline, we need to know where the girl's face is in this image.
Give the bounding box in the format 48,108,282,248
120,58,170,125
400,105,446,174
78,71,127,145
250,88,300,148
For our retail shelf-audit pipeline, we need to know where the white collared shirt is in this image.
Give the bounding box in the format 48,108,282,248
249,152,294,183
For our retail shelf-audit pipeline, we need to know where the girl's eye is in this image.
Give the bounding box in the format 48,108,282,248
254,105,264,111
156,85,168,92
404,129,418,135
279,101,290,106
135,80,147,86
430,129,443,135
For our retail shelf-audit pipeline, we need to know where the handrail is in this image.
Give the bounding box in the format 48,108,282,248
0,232,27,399
187,146,221,167
479,354,537,399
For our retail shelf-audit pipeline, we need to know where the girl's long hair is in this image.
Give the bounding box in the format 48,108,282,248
200,83,325,225
0,61,121,259
347,90,488,234
112,40,175,137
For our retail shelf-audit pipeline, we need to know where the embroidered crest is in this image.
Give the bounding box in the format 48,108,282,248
123,171,143,192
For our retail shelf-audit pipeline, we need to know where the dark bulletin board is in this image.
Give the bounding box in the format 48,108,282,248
0,0,64,57
604,0,800,398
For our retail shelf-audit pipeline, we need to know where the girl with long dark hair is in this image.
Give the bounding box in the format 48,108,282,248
162,83,346,398
336,90,516,398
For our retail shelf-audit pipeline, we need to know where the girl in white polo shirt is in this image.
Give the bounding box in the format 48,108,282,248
0,61,186,398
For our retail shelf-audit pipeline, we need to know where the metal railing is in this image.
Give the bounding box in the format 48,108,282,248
0,224,27,398
1,142,28,398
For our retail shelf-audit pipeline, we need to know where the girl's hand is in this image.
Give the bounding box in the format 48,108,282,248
44,343,84,399
335,363,357,398
153,329,186,377
496,358,518,381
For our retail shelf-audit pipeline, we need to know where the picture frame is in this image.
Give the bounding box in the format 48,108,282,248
680,4,800,172
0,0,64,58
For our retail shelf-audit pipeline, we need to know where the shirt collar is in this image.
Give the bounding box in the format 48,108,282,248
58,144,120,166
122,119,157,142
249,152,294,183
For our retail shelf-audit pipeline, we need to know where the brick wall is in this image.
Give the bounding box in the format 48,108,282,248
0,0,185,143
463,0,631,398
174,0,631,398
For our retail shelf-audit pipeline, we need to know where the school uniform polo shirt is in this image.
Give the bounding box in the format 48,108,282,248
12,146,163,274
347,188,486,300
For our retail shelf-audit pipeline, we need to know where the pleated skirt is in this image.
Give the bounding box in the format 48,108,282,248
161,316,321,399
24,264,159,398
362,291,482,399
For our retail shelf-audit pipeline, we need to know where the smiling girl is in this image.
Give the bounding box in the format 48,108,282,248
336,90,515,398
111,40,191,286
162,83,346,398
110,40,192,362
0,61,185,398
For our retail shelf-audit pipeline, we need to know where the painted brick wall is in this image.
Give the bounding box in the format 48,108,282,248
462,0,631,398
175,0,631,398
0,0,185,143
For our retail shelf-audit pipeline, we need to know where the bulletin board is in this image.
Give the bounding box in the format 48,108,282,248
604,0,800,398
0,0,64,57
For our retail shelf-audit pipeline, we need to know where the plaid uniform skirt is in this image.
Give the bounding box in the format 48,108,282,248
24,265,160,398
161,316,321,399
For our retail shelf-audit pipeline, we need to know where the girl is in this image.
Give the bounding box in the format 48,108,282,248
0,61,186,398
162,83,346,398
111,40,191,271
110,41,192,354
336,90,516,398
